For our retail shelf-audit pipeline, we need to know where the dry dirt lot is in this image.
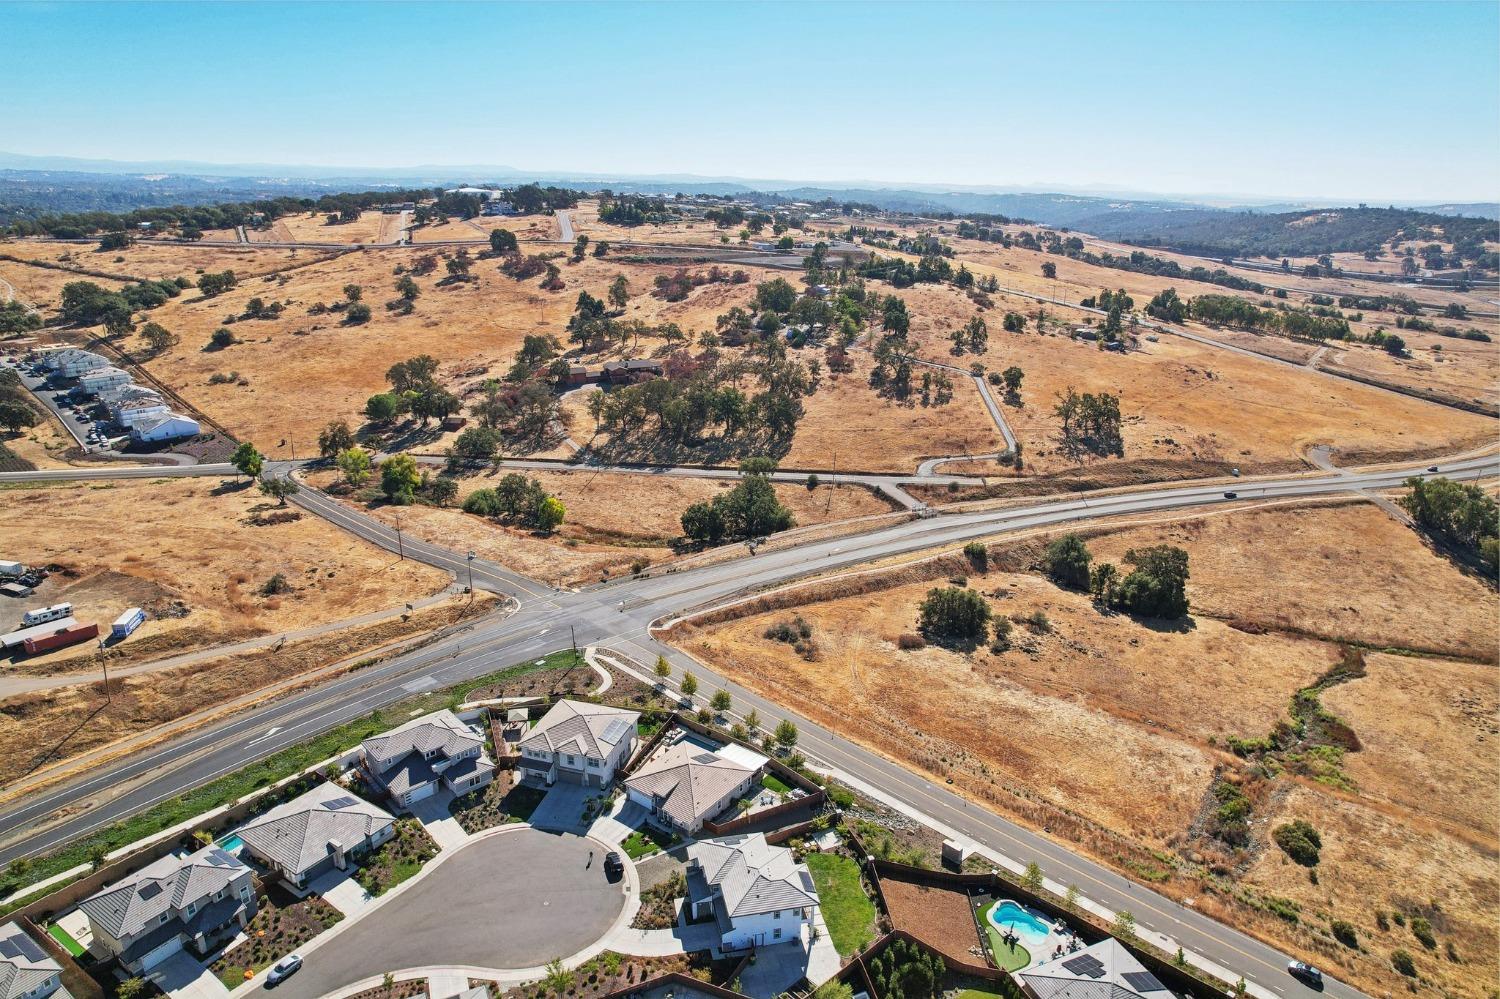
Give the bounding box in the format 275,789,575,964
884,277,1495,476
409,218,489,243
8,238,326,285
277,210,389,244
677,499,1498,999
0,477,448,667
305,467,895,587
0,255,129,317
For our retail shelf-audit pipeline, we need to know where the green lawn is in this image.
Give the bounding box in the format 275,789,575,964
621,825,680,860
46,923,84,957
977,900,1032,972
805,853,876,956
953,989,1011,999
761,773,792,795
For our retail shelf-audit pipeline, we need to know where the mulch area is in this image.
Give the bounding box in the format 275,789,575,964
210,880,344,986
346,979,429,999
880,875,987,967
503,952,737,999
468,664,656,707
448,773,548,834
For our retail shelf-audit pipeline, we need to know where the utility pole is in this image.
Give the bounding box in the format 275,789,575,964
394,512,405,561
826,450,836,515
466,551,475,596
570,625,577,656
98,639,111,706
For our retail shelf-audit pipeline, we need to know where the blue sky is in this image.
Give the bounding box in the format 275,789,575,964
3,1,1497,202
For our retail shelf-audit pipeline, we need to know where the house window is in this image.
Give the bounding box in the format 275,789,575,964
159,913,170,925
185,902,196,917
588,758,599,768
566,755,575,765
774,910,782,919
774,927,783,940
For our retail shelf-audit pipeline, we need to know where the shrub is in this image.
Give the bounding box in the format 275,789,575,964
260,573,290,596
963,541,988,572
896,633,926,650
1410,916,1435,949
1043,534,1092,589
1272,820,1322,866
990,616,1012,653
917,585,991,647
1375,910,1390,931
1330,919,1358,948
1391,949,1416,977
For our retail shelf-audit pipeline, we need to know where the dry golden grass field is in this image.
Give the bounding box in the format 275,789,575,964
276,210,389,244
409,218,489,243
678,500,1498,999
305,467,895,586
0,477,448,667
886,277,1495,477
0,256,128,315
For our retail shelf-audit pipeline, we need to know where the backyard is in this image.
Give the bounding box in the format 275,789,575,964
621,824,681,861
448,776,548,834
804,852,877,957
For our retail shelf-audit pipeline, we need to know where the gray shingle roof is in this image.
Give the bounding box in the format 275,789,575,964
79,845,249,939
687,833,817,918
519,700,639,762
362,709,482,772
235,781,394,878
0,922,61,999
625,743,756,829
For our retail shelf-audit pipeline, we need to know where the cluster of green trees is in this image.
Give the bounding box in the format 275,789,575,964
680,459,794,544
598,195,673,226
864,938,947,999
1399,476,1498,570
1047,241,1268,294
1144,288,1187,323
855,252,954,288
56,277,188,335
5,188,435,238
364,355,459,427
917,585,992,648
462,473,565,531
1188,293,1351,341
1044,533,1191,619
947,315,987,355
0,300,41,336
0,369,42,434
1053,388,1123,458
197,270,238,298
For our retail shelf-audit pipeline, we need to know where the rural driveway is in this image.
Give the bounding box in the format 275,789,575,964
270,828,626,999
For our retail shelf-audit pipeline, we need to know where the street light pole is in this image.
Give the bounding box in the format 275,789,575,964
466,551,475,595
98,639,111,705
394,512,405,561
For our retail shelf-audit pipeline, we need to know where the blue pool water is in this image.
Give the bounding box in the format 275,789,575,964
217,834,244,853
987,900,1053,950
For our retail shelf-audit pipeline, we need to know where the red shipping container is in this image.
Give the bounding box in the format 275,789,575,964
23,621,99,655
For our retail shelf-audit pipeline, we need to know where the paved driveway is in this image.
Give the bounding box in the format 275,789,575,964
148,951,230,999
271,828,626,999
527,782,594,833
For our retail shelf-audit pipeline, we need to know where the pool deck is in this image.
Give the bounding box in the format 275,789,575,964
980,898,1083,972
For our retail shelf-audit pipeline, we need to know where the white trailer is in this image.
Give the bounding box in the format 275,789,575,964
22,603,73,626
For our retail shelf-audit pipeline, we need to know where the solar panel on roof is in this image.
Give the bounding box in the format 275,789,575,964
0,940,19,960
1122,972,1165,994
1062,955,1106,979
799,871,816,892
602,718,632,744
9,934,46,963
325,795,360,810
137,882,163,900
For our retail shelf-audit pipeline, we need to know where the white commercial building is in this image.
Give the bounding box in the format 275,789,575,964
43,350,110,379
75,366,132,396
128,412,200,443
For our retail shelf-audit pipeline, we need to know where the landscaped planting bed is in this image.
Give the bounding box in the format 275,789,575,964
630,870,685,930
804,851,878,956
448,776,548,834
211,882,343,987
503,951,738,999
621,824,681,860
345,978,429,999
354,819,439,896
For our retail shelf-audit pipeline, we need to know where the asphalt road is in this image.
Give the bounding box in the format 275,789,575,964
273,828,625,999
1,451,1494,999
556,208,575,242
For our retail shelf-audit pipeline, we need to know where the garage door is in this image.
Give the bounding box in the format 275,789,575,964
140,934,184,971
406,783,435,805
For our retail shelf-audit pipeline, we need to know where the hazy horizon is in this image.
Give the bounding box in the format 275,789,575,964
3,1,1498,204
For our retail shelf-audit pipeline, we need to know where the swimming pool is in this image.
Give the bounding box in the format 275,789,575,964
217,834,245,853
987,900,1054,950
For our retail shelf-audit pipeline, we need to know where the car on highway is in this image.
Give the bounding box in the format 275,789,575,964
1428,465,1439,472
1287,962,1322,987
265,954,303,987
1223,491,1237,499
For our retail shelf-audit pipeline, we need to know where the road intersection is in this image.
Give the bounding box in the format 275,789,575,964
0,447,1493,999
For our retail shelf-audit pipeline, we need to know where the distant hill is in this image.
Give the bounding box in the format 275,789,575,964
0,170,353,226
1069,206,1500,259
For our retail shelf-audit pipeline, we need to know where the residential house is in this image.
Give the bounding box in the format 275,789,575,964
601,359,663,384
234,780,396,890
75,366,132,396
129,412,201,443
78,845,256,974
1019,938,1179,999
481,200,516,217
624,743,761,835
684,833,819,951
0,921,69,999
517,699,639,788
359,709,495,809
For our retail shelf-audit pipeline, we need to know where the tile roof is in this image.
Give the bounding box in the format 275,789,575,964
235,781,394,878
0,922,61,999
519,700,639,763
625,743,756,829
362,709,483,772
686,833,818,918
78,845,249,939
1020,939,1177,999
